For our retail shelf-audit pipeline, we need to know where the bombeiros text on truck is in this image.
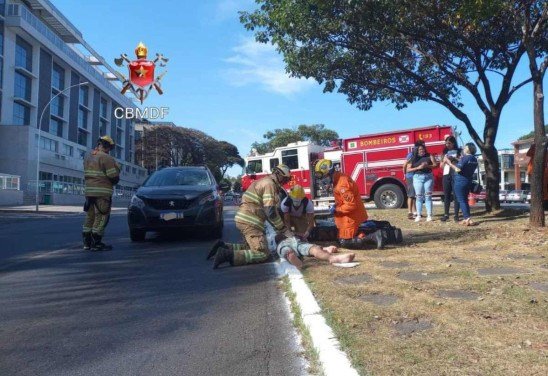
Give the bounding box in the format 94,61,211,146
241,125,454,210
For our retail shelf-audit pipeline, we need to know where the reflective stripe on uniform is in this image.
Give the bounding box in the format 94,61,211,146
235,211,264,229
262,193,276,206
85,187,113,195
106,168,118,177
242,190,261,205
84,170,106,176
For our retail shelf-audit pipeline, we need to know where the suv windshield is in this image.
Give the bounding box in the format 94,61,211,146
144,169,212,187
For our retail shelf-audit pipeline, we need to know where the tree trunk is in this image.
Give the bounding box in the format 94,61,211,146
529,79,546,227
481,144,501,212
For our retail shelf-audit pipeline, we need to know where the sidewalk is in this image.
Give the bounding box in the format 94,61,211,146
0,205,127,214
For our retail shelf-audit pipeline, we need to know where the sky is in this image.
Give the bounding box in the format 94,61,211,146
53,0,544,177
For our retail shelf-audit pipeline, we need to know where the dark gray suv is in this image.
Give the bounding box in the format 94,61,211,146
128,166,223,241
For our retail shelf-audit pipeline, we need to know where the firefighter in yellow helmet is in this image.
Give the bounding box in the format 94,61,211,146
314,159,383,249
82,136,120,251
213,164,295,268
281,184,315,240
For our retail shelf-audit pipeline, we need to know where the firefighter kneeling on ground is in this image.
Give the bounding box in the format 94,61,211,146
211,164,295,269
314,159,384,249
281,185,315,240
82,136,120,251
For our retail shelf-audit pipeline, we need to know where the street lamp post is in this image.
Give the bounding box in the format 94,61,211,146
35,81,89,211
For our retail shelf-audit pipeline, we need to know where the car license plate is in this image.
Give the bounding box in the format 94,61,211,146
160,212,184,221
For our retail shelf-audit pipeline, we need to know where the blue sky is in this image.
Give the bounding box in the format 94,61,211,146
54,0,542,177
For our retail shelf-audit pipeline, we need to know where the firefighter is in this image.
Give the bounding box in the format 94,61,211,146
82,136,120,251
213,164,295,269
314,159,383,249
281,185,315,240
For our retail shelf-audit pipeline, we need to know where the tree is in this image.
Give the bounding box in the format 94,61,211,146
219,141,245,178
241,0,547,212
251,124,339,153
521,2,547,226
232,178,242,193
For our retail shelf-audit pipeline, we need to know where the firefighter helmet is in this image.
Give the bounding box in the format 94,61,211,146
289,185,305,201
272,164,291,184
98,135,115,147
314,159,333,179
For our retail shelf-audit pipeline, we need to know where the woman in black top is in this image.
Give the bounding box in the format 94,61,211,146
440,136,462,222
407,144,437,222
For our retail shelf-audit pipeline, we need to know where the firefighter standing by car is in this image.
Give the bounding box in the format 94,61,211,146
82,136,120,251
213,164,294,268
314,159,383,249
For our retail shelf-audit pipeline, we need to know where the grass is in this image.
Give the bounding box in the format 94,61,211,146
280,275,324,376
301,206,548,376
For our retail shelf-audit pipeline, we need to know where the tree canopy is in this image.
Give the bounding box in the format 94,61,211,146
251,124,339,154
241,0,547,211
135,126,244,181
519,125,548,140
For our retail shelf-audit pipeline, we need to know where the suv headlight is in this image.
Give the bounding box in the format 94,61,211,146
199,192,217,205
130,195,145,209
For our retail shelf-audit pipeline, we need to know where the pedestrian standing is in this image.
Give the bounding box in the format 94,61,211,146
440,136,462,222
446,143,479,226
403,140,425,219
407,144,437,222
82,136,120,251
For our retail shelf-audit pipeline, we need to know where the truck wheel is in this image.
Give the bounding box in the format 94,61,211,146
374,184,405,209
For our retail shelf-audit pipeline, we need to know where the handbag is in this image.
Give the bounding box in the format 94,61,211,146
471,181,483,194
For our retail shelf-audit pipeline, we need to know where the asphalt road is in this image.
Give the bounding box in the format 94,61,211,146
0,206,306,376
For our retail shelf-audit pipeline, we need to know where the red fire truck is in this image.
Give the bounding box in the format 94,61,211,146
241,125,454,209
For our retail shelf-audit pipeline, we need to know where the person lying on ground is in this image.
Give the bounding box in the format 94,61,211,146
275,234,355,270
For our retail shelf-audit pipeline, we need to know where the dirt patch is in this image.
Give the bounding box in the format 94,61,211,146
437,289,480,301
358,293,399,306
468,246,494,253
335,273,373,285
380,261,411,268
394,318,433,336
529,282,548,293
447,257,470,264
477,267,526,276
398,271,446,282
506,253,545,260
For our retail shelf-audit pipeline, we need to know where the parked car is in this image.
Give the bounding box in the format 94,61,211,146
127,166,223,241
506,190,528,203
499,190,509,203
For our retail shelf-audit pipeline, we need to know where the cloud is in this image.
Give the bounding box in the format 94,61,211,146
223,37,315,96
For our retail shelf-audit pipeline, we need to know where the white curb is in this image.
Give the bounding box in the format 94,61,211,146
276,259,360,376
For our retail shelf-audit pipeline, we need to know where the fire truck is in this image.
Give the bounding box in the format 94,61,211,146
241,125,454,209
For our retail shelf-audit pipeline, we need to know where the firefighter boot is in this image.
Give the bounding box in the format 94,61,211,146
91,233,113,251
367,230,385,250
82,232,92,250
213,247,234,269
206,240,226,260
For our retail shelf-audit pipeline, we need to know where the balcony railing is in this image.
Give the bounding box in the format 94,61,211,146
27,180,136,198
7,3,134,108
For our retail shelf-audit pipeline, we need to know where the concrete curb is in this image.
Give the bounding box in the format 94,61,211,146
276,260,360,376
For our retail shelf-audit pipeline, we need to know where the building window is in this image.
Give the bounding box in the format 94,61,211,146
50,95,63,117
116,146,123,159
79,86,88,106
13,102,30,125
116,129,123,146
51,63,64,90
15,36,32,71
78,109,88,129
77,129,88,147
62,144,73,157
49,118,63,137
0,25,4,89
100,98,107,118
14,72,31,101
78,149,86,160
40,137,57,152
100,119,108,136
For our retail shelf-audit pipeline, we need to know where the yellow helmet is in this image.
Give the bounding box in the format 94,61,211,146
99,135,115,147
314,159,333,179
289,185,305,201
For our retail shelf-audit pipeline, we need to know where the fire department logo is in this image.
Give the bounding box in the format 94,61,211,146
399,135,410,143
348,141,357,149
113,42,168,104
